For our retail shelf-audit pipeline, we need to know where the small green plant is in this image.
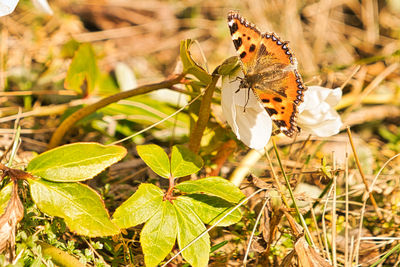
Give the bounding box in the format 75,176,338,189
0,142,126,261
0,142,244,266
112,144,245,267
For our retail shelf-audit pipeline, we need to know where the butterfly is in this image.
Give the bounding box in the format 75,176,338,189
227,11,307,137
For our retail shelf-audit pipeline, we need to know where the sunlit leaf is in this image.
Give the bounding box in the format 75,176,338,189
61,39,80,58
178,195,241,226
217,56,241,76
28,178,119,237
180,39,211,84
141,201,177,267
137,144,170,179
26,143,127,182
174,198,210,267
112,183,163,229
176,177,245,203
170,145,203,178
64,43,99,95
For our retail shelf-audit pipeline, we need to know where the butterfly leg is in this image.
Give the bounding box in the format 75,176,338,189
230,76,244,90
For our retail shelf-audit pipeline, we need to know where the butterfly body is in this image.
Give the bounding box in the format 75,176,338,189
227,11,307,137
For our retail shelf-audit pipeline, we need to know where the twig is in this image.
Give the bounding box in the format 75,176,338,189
344,153,349,267
110,92,203,146
48,73,185,148
354,152,400,264
322,181,334,265
346,127,382,219
271,138,315,248
332,152,337,267
342,62,399,118
0,90,78,96
265,148,289,208
243,196,269,266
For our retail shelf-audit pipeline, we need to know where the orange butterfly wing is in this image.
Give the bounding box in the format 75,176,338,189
227,11,307,137
227,11,262,73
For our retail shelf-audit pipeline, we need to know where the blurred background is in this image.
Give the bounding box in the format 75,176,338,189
1,1,400,265
2,0,399,85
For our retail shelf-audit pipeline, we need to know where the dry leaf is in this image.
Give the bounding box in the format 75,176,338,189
0,183,24,258
294,237,332,267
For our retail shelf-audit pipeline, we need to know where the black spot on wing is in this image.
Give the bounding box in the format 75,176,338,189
266,108,278,116
240,51,247,58
273,97,282,102
233,37,242,50
274,120,288,128
249,44,256,52
229,22,238,35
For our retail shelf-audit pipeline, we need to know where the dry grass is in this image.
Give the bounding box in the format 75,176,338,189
1,0,400,265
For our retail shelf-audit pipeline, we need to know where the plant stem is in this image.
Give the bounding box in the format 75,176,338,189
346,127,382,219
188,75,219,154
271,138,314,247
370,242,400,267
48,73,185,149
164,174,175,202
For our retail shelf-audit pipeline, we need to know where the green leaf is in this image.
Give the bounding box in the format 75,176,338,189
178,195,241,226
112,183,163,229
170,145,203,178
61,39,80,58
141,201,177,267
320,156,332,178
180,39,212,84
39,241,86,267
64,43,99,95
0,183,12,216
211,241,228,253
137,144,170,179
216,56,241,76
174,198,210,267
28,178,119,237
176,177,245,203
26,143,127,182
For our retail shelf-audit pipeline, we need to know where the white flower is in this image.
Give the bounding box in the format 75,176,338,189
0,0,53,17
221,69,272,150
297,86,342,137
0,0,18,16
221,70,343,149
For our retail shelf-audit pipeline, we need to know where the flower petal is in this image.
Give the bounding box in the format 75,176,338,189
221,70,272,150
298,86,343,137
0,0,19,17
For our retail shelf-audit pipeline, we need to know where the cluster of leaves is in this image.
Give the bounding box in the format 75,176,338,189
0,142,244,266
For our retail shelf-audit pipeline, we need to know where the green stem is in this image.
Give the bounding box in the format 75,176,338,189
188,75,219,154
271,138,314,247
370,242,400,267
304,178,333,219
